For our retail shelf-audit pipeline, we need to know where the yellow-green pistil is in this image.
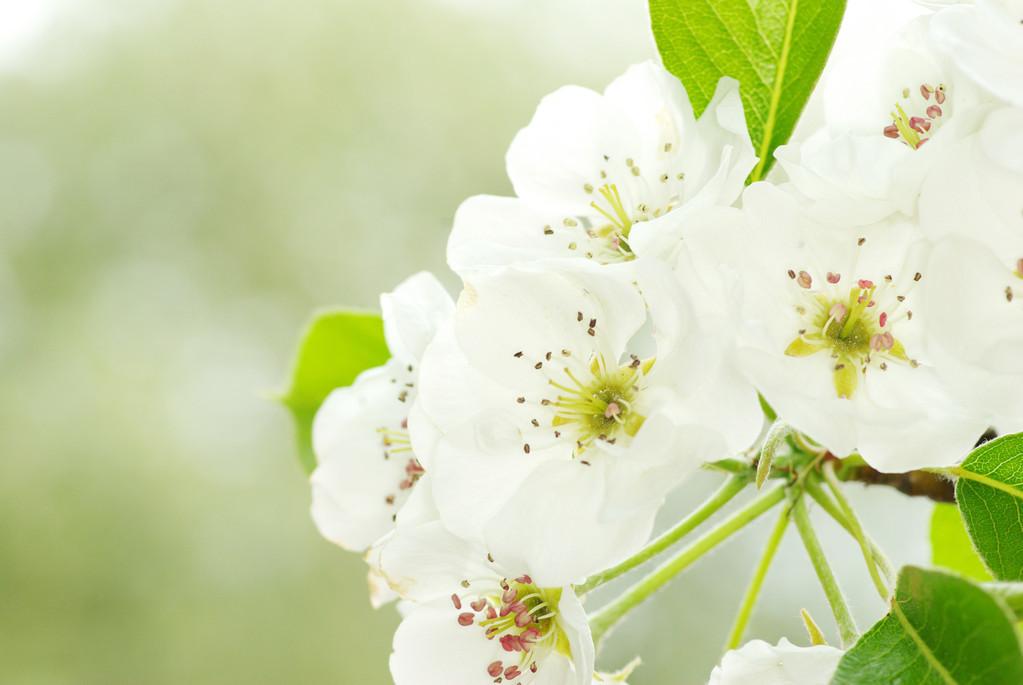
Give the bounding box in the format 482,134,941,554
550,354,650,455
883,82,947,149
784,273,915,399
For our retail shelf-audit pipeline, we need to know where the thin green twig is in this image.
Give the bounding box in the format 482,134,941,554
588,485,787,644
821,461,889,600
725,501,792,649
804,477,895,583
791,492,859,647
576,474,750,595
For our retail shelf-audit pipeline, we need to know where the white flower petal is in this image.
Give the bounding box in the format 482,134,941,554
310,362,419,550
919,107,1023,252
483,458,659,587
447,195,569,275
684,77,757,209
507,84,634,216
373,519,497,603
455,262,647,390
923,236,1023,429
558,589,595,685
930,0,1023,107
707,638,843,685
389,602,523,685
381,271,454,365
368,564,399,609
414,323,554,541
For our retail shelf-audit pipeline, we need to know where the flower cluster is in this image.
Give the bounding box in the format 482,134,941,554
308,2,1023,682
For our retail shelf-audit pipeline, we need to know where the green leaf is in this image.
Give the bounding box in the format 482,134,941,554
955,433,1023,581
280,310,390,474
831,566,1023,685
931,503,993,582
649,0,846,181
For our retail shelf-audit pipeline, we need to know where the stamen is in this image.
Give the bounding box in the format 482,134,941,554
885,83,948,149
784,268,921,398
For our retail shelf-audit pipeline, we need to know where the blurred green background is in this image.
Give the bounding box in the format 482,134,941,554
0,1,936,683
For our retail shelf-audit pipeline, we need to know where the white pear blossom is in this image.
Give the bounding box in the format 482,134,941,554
375,516,594,685
707,639,844,685
411,260,761,584
729,183,988,471
310,272,453,553
930,0,1023,107
918,106,1023,431
776,15,985,225
447,61,755,274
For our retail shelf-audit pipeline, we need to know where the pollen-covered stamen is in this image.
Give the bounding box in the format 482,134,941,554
550,147,687,265
451,574,568,682
536,353,648,456
377,420,424,507
884,82,948,150
378,424,413,458
398,458,425,490
784,249,922,398
510,312,651,456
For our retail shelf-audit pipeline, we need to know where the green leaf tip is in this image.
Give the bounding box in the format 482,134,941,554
649,0,847,182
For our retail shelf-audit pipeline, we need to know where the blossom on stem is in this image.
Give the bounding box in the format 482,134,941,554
727,183,988,471
412,260,760,585
447,61,755,274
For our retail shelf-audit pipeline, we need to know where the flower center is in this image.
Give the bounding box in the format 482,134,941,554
541,149,687,264
547,353,648,454
883,82,947,150
512,321,651,459
783,264,921,399
378,420,424,510
451,575,569,682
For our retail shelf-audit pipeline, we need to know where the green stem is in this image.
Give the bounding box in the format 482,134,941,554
588,485,786,643
804,477,894,582
576,474,750,594
821,462,889,600
791,493,859,647
725,502,791,650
